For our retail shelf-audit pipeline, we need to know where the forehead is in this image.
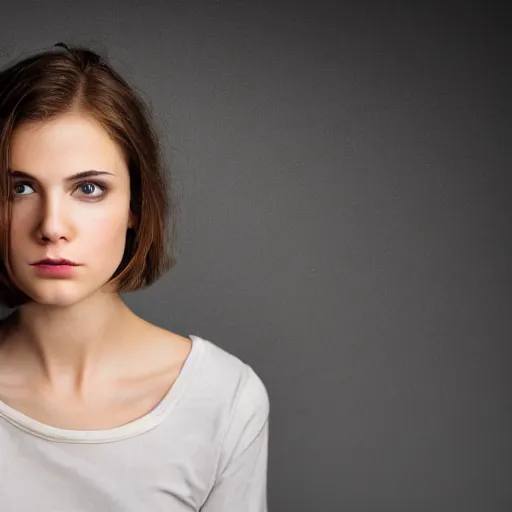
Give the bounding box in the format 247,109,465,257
9,113,127,178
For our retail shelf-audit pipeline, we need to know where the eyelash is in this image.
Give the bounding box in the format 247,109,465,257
12,180,108,197
75,181,107,195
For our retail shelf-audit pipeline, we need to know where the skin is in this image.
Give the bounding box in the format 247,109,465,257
0,112,191,430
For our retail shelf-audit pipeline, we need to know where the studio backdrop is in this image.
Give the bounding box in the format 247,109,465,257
0,1,510,510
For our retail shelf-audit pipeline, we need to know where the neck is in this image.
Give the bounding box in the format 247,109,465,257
2,291,139,394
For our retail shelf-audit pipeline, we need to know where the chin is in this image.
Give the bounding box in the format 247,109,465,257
19,281,104,309
29,291,91,308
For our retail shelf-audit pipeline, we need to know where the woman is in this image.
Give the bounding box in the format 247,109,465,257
0,43,269,511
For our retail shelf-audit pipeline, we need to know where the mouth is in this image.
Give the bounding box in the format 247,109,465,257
32,259,81,266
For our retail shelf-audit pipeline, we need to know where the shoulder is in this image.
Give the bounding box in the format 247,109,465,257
190,335,270,419
189,336,270,480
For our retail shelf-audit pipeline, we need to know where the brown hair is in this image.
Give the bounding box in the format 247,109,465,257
0,42,177,308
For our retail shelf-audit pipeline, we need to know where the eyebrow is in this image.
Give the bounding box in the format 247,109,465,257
8,169,116,181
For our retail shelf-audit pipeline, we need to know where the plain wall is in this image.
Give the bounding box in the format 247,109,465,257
1,1,510,510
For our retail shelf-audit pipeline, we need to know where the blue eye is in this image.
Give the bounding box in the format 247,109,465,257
81,183,96,194
13,182,35,196
76,181,106,198
11,181,107,198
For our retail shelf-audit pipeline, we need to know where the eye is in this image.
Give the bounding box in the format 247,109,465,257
13,182,35,196
75,181,106,198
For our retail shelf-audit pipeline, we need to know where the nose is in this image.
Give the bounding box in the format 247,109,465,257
36,193,73,244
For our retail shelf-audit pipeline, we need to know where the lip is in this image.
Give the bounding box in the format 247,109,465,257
32,258,81,266
30,259,81,278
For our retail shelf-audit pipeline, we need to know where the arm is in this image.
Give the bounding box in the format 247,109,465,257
201,366,270,512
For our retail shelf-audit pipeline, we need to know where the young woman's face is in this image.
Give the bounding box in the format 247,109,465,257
8,112,133,307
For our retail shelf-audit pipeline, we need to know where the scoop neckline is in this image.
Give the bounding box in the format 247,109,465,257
0,335,206,444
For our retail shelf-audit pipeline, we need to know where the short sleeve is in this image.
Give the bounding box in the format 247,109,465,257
200,365,270,512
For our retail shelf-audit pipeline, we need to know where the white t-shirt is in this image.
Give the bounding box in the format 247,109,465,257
0,335,270,511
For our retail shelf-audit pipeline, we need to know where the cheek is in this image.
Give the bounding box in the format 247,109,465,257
85,212,129,253
11,200,32,228
9,205,35,253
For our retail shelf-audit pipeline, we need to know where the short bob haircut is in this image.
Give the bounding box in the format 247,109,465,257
0,43,176,308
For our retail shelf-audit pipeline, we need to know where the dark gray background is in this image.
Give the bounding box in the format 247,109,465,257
1,1,511,510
